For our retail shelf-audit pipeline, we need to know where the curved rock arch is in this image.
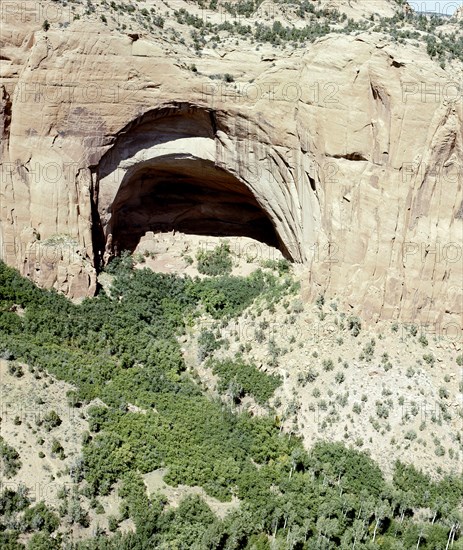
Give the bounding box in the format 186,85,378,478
93,103,312,266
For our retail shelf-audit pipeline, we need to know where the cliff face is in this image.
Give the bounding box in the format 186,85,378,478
0,1,462,331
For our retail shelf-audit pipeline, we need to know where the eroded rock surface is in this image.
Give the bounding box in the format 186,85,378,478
0,0,461,331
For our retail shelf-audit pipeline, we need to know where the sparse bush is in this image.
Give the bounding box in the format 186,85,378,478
315,294,325,309
42,410,62,431
439,387,449,399
406,366,415,378
7,361,24,377
376,402,389,419
418,334,428,347
51,439,65,460
423,353,435,366
347,316,361,337
261,259,291,275
322,358,334,371
435,445,445,456
108,515,119,532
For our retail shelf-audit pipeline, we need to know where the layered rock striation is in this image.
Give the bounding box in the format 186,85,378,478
0,1,461,332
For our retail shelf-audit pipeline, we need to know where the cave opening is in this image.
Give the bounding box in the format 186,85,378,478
106,156,287,259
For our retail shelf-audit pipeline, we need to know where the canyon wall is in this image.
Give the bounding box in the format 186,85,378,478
1,2,462,333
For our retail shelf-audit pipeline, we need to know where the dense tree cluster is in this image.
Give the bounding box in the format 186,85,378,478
0,485,60,547
208,357,282,405
0,259,462,548
0,437,22,478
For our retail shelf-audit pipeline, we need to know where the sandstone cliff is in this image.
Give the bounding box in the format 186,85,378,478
0,0,462,333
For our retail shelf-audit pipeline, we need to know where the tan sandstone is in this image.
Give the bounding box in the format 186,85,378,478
0,0,461,333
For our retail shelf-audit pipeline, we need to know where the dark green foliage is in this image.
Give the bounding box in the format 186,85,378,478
196,242,233,276
197,329,222,361
209,358,282,405
7,362,23,377
0,486,60,544
261,258,291,275
23,502,59,533
0,260,461,549
0,486,30,518
191,268,292,319
309,441,385,497
0,531,24,549
27,533,61,549
42,410,62,431
347,315,362,337
0,437,21,478
393,461,463,509
50,439,65,460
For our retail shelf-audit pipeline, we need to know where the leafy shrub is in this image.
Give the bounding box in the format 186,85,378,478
42,411,62,431
418,334,428,347
7,361,24,377
196,243,233,276
209,358,281,405
423,353,435,366
51,439,65,460
322,358,334,371
438,387,449,399
23,502,59,533
376,402,389,419
197,329,222,362
261,258,291,275
0,437,21,477
347,316,361,336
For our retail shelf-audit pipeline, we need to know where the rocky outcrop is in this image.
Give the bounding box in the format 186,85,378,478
0,1,461,333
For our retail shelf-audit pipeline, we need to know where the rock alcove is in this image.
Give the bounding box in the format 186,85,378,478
93,104,298,266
